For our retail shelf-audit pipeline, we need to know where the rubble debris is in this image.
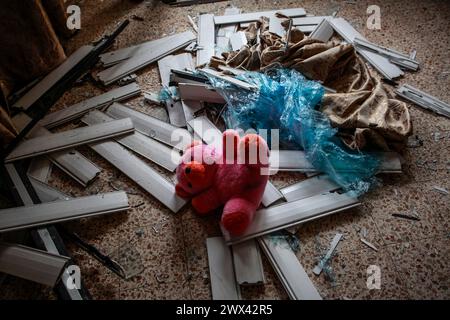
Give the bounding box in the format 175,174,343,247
432,186,449,195
407,135,423,148
392,213,421,221
313,233,343,276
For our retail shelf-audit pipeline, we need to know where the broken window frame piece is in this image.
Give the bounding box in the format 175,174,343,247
82,110,180,172
98,31,196,85
395,84,450,119
5,118,135,163
213,8,306,25
258,236,322,300
5,163,89,299
222,192,360,245
309,18,334,42
12,113,102,187
99,31,196,67
79,123,187,213
197,14,216,66
328,17,403,80
353,37,419,71
39,82,141,129
0,242,69,287
106,103,192,151
206,237,241,300
0,189,130,233
12,46,94,111
312,233,343,276
280,174,340,202
231,239,265,286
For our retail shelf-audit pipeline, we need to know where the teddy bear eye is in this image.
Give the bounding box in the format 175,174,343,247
185,167,191,174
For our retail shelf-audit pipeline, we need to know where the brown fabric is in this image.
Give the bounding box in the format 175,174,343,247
0,0,66,102
0,0,68,143
210,19,412,150
0,107,17,146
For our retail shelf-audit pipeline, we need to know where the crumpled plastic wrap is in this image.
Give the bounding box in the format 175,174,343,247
205,68,380,195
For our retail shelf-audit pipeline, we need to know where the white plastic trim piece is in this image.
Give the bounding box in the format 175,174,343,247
27,156,52,183
106,103,192,151
98,32,195,85
0,243,69,287
0,191,129,233
261,182,285,207
13,45,93,111
280,175,340,202
206,237,241,300
29,177,71,203
6,118,134,162
222,193,359,245
81,127,187,213
99,31,195,67
309,18,334,42
217,7,241,37
214,8,306,25
39,83,141,129
158,53,194,87
82,110,180,172
197,14,215,66
292,16,328,26
312,233,343,275
258,236,322,300
178,83,226,104
199,68,257,91
328,17,403,80
229,31,248,51
187,115,223,150
232,239,265,285
181,100,204,123
395,84,450,119
12,113,101,187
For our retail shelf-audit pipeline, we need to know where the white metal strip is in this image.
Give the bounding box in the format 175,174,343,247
187,115,223,150
232,239,265,285
106,103,192,150
98,31,196,85
12,113,101,187
258,236,322,300
353,37,419,71
312,233,343,275
82,110,180,172
6,118,135,162
85,135,187,213
309,18,334,42
328,17,403,80
280,175,340,202
178,83,226,104
27,156,52,183
0,191,129,233
197,14,215,66
261,182,285,207
292,16,328,26
99,31,195,67
395,84,450,119
181,100,204,123
214,8,306,25
39,83,141,129
13,45,93,111
0,243,69,287
222,192,359,245
206,237,241,300
199,68,257,91
158,53,194,87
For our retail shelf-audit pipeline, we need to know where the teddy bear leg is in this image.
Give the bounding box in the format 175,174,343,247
191,187,222,215
221,198,257,236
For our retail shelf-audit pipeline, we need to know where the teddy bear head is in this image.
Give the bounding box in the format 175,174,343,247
175,141,219,198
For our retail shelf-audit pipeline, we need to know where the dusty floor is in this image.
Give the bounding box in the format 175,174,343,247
1,0,449,300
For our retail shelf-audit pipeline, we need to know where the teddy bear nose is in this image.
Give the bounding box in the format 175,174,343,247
185,167,191,174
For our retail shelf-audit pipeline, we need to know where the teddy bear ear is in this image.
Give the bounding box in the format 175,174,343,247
184,140,202,153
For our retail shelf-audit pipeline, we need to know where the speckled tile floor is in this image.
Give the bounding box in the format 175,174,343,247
1,0,449,300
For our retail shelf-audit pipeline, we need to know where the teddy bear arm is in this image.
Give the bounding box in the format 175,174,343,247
191,187,222,215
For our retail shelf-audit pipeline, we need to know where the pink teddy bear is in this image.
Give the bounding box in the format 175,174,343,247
175,129,270,236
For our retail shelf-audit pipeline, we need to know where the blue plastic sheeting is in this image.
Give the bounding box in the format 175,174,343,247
205,68,380,195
